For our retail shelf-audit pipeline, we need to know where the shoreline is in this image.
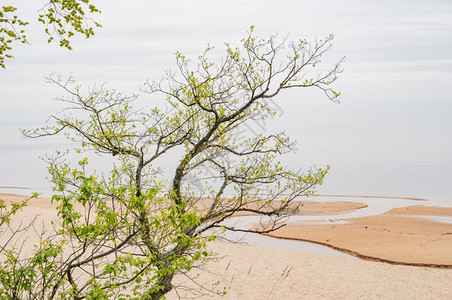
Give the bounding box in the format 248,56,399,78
1,193,451,267
263,234,452,269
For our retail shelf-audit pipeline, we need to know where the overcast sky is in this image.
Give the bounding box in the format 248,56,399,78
2,0,451,119
1,0,452,199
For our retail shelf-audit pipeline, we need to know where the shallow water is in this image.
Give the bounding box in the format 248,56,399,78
218,230,357,259
216,195,452,258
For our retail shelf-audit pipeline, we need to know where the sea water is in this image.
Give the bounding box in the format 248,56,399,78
1,110,451,205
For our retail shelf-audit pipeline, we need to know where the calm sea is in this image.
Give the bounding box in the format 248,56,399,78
1,111,451,205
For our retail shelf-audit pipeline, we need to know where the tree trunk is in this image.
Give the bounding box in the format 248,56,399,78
146,274,173,300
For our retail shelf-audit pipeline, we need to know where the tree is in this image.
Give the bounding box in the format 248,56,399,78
0,0,101,69
17,27,343,299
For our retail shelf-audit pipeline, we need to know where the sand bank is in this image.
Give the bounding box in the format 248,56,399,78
267,205,452,267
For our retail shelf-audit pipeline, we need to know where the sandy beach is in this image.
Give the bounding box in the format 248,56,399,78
170,242,452,299
1,193,451,299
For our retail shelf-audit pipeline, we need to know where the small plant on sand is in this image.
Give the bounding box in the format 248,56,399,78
9,27,342,298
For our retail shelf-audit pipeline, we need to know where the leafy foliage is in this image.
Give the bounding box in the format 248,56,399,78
38,0,101,49
0,1,101,69
0,6,28,69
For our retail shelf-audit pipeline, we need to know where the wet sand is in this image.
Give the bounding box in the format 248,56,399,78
266,205,452,267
